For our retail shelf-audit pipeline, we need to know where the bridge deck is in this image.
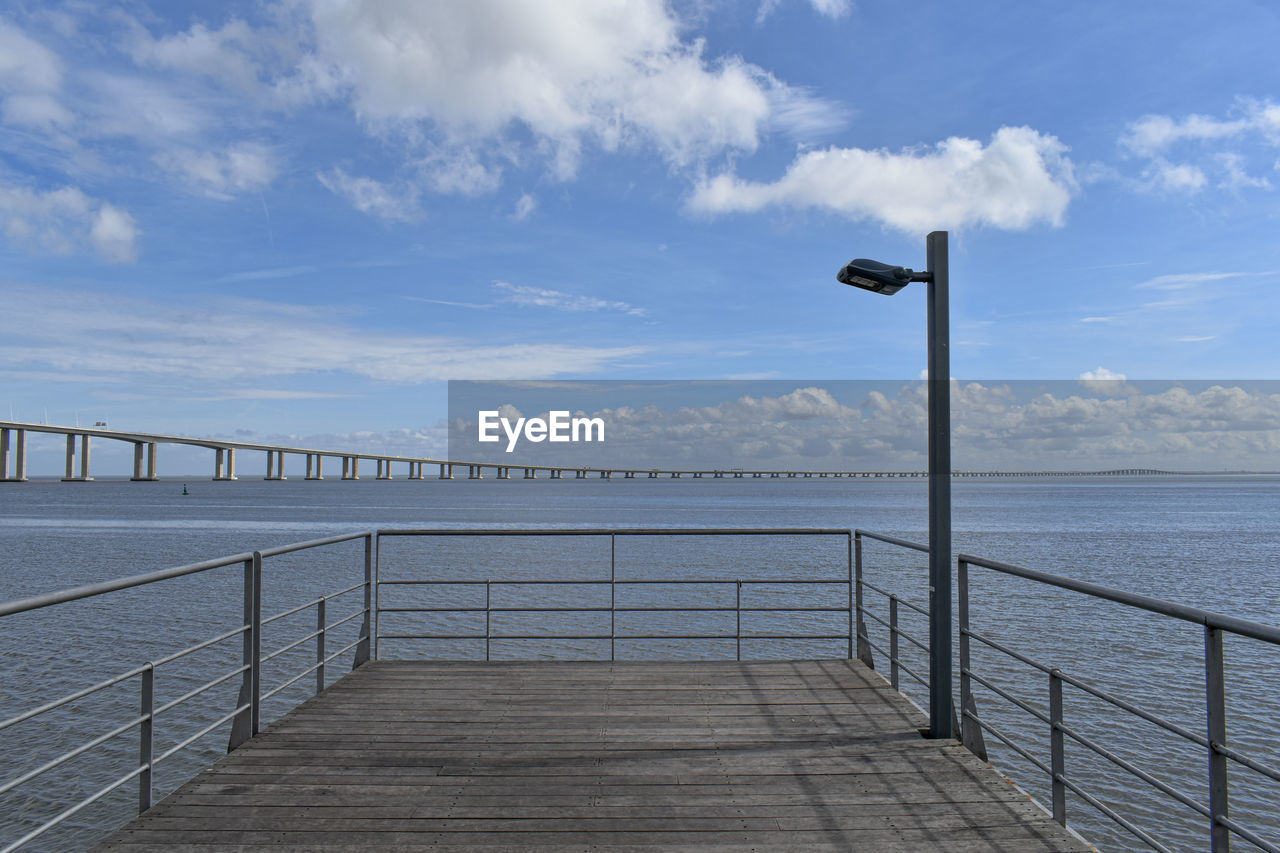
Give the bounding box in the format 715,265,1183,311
96,659,1089,852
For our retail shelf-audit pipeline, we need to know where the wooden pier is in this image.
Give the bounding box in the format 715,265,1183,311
96,659,1090,851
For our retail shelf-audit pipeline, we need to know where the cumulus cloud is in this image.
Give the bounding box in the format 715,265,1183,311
687,126,1076,233
1120,98,1280,194
0,183,138,262
0,18,70,131
0,283,645,385
154,142,278,199
285,0,832,196
493,281,647,317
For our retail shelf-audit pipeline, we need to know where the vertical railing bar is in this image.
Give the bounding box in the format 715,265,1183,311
1206,625,1230,852
228,556,254,751
372,533,380,662
485,580,491,662
316,596,326,695
889,594,900,692
736,580,742,662
355,533,373,667
957,559,987,759
138,664,153,813
610,533,616,662
855,532,873,669
846,532,854,660
250,551,262,736
1050,668,1066,825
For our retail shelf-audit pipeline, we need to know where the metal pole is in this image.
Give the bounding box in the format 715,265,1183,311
138,665,153,813
736,580,742,661
1049,668,1067,825
957,559,987,759
610,533,616,662
1205,625,1230,852
846,532,854,660
855,532,874,668
889,595,900,691
926,229,953,739
355,534,373,667
316,596,326,694
485,580,491,662
250,551,262,736
229,557,254,751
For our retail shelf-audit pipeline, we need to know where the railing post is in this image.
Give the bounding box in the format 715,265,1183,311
957,559,987,759
736,580,742,661
138,664,153,813
316,596,327,695
1049,668,1066,825
485,580,491,662
354,533,373,667
250,551,261,735
889,595,900,691
610,533,616,662
228,555,257,751
1205,625,1230,852
854,532,874,668
845,532,854,660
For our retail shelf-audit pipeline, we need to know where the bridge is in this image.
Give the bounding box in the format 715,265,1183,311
0,421,1180,483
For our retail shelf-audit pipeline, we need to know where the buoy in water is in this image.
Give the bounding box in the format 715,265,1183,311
182,484,189,495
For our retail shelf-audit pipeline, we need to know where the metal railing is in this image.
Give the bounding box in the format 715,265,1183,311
0,532,374,853
374,529,854,660
854,528,1280,853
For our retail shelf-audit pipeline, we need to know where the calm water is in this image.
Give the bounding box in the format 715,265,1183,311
1,475,1278,851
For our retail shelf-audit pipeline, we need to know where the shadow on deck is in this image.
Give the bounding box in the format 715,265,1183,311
95,659,1091,851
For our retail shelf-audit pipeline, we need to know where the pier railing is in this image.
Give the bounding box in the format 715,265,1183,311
854,528,1280,853
0,532,373,853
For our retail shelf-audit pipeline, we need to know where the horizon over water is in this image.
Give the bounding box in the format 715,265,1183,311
1,475,1278,851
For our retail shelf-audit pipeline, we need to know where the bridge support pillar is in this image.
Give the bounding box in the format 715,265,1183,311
306,454,324,480
672,472,680,478
624,471,635,479
439,463,452,479
524,468,537,479
497,467,510,480
342,457,359,480
131,443,158,481
1,429,28,482
214,448,238,480
734,472,743,478
62,434,93,481
468,465,482,480
376,459,392,480
550,469,561,479
265,450,286,480
600,470,610,479
408,462,423,480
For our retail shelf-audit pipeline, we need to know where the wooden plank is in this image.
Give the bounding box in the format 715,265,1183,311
93,659,1090,852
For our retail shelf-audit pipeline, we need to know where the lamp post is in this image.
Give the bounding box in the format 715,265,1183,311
837,230,952,740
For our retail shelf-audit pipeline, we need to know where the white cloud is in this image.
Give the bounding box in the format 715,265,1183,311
1120,98,1280,194
0,284,648,385
0,183,138,262
1135,272,1248,290
493,281,646,317
1178,336,1215,342
316,167,421,221
511,193,537,221
1078,367,1135,396
0,18,68,131
687,126,1076,233
154,142,278,199
289,0,829,186
127,18,265,93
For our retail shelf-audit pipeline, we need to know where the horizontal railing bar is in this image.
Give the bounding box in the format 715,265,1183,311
895,659,929,688
968,626,1210,749
1056,720,1210,820
255,532,370,559
377,606,851,614
154,702,251,765
855,529,929,553
0,664,151,733
325,581,367,599
1217,740,1280,785
324,609,365,632
260,638,362,703
377,578,849,586
1054,767,1174,853
153,665,249,717
960,551,1280,646
378,528,852,537
0,712,147,797
0,557,250,619
375,633,850,641
262,629,323,664
262,597,324,626
963,668,1052,726
1218,814,1280,853
151,624,249,668
0,764,147,853
962,710,1052,777
860,581,930,616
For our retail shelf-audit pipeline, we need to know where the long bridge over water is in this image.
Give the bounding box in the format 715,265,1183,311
0,420,1179,483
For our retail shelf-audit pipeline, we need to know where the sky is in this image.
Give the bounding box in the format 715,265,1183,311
3,0,1280,472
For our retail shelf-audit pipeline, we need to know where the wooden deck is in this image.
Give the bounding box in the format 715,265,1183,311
96,659,1091,851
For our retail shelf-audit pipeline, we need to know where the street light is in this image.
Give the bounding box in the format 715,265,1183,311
837,230,953,740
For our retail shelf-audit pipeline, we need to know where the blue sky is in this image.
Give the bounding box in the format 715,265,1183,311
2,0,1280,462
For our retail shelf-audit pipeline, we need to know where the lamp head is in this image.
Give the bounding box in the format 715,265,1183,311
837,258,918,295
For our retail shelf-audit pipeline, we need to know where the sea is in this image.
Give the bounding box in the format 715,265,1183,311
1,474,1278,852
